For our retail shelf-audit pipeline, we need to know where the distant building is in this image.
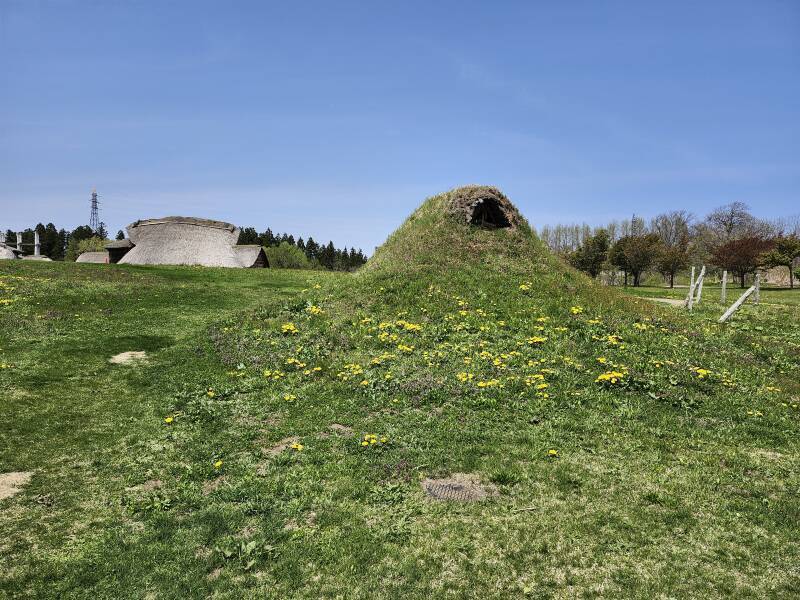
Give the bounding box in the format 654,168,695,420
105,239,135,264
0,242,23,260
76,251,109,264
110,216,268,268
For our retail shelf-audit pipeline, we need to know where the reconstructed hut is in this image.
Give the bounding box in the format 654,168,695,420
22,255,52,261
119,216,267,268
233,245,269,268
76,251,109,264
105,239,135,264
447,185,522,229
0,243,23,260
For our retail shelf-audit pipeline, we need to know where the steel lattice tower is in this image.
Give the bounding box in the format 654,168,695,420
89,188,100,231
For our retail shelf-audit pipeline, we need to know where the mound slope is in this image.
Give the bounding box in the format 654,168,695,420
366,185,556,275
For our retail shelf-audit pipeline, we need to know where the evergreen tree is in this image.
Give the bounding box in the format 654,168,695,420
55,229,68,260
44,223,60,258
305,237,319,260
116,230,125,240
70,225,95,243
260,228,276,247
237,227,259,245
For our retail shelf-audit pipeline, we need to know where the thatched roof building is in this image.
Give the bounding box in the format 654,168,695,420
105,239,134,264
233,245,269,268
22,255,52,261
0,243,23,260
76,251,109,264
118,217,267,268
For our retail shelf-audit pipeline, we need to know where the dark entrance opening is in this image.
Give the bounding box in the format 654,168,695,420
470,198,511,229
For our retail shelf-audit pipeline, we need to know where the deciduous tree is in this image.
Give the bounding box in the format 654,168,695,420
762,235,800,289
711,237,774,288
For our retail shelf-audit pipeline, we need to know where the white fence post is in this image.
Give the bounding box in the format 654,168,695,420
719,286,757,323
686,266,696,310
694,265,706,305
754,272,761,304
721,271,727,304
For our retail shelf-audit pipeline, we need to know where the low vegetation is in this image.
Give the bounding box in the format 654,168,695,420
1,190,798,597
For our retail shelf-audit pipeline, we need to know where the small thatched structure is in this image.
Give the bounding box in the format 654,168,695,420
233,245,269,268
0,243,22,260
447,185,522,229
105,239,134,264
22,256,52,261
76,251,109,264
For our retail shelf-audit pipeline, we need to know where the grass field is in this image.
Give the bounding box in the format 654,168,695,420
2,197,799,598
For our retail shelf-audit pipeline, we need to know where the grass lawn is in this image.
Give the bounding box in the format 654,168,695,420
2,197,799,598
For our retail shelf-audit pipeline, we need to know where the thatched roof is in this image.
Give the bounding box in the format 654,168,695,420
120,216,244,267
447,185,522,229
0,243,22,260
233,245,269,268
76,251,109,264
22,256,52,261
105,239,134,249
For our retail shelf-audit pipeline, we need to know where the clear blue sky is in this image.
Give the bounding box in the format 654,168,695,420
1,1,797,252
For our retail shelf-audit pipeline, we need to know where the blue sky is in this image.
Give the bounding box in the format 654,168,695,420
1,1,797,252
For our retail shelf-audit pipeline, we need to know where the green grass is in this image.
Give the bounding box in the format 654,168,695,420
1,194,798,598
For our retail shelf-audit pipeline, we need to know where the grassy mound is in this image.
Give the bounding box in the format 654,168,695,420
1,189,798,597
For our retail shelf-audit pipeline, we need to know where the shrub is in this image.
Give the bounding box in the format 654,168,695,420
265,242,312,269
65,236,109,261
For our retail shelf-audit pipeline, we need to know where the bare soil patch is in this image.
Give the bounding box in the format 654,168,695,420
109,351,148,364
0,471,33,501
127,479,162,492
421,473,498,502
263,436,299,457
202,476,227,496
328,423,353,435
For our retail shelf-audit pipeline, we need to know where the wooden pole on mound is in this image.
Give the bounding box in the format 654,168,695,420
721,271,727,304
719,285,756,323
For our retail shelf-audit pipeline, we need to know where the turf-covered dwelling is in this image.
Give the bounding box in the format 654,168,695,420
115,216,268,268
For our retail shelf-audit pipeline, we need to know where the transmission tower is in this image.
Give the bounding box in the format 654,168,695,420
89,188,100,232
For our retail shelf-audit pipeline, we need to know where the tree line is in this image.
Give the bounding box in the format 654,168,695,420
540,203,800,288
2,224,105,262
3,222,368,272
236,227,367,271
